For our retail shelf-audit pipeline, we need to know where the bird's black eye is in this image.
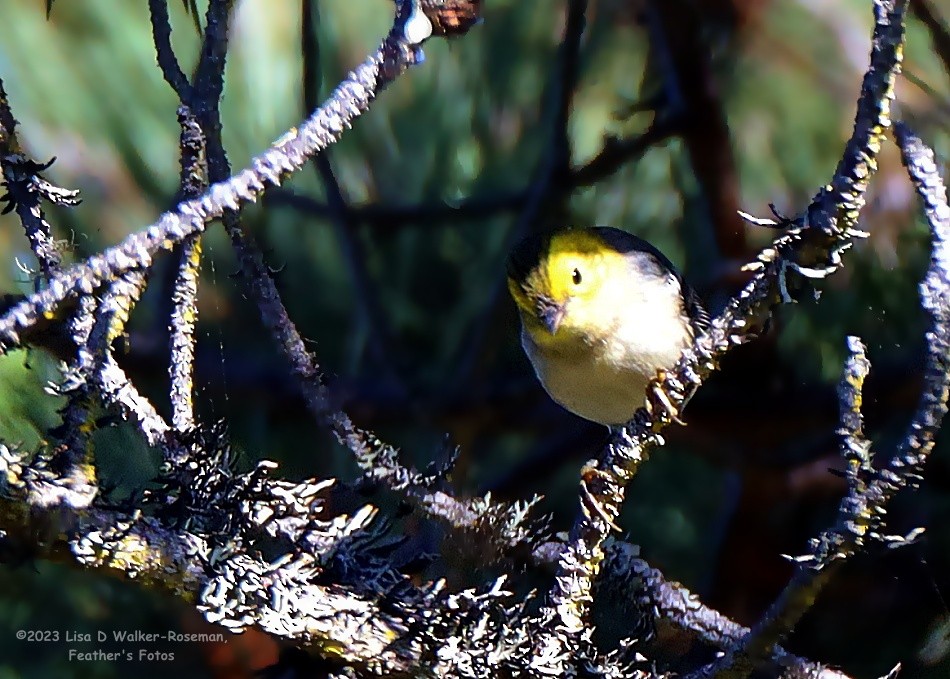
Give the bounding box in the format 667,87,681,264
572,268,582,285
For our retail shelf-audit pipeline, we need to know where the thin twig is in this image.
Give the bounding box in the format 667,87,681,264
568,117,681,187
911,0,950,78
453,0,588,387
148,0,193,100
301,0,396,377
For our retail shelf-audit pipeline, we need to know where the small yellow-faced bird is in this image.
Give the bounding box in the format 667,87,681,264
507,226,708,426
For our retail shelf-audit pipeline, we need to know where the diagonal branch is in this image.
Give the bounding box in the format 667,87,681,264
302,0,396,376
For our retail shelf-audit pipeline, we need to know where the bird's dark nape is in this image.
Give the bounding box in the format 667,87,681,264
591,226,680,275
591,226,710,332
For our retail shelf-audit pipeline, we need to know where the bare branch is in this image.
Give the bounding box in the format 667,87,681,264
147,0,193,100
301,0,397,378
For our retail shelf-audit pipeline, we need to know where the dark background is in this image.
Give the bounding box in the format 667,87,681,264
0,0,948,677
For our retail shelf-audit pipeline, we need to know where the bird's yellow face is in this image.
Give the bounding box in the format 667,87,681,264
507,230,628,348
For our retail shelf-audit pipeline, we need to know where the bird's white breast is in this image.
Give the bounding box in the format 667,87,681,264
522,275,691,426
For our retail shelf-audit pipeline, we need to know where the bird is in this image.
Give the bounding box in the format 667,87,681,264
506,226,708,426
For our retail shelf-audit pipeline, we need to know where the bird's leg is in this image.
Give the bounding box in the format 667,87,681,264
645,370,686,426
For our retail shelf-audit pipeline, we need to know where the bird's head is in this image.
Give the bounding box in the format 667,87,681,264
506,228,643,347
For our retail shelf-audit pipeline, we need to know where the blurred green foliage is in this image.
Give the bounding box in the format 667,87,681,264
0,0,948,677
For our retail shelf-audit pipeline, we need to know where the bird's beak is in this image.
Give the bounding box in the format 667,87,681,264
537,298,566,335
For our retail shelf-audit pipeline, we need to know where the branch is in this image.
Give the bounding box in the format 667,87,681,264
911,0,950,78
1,77,98,479
269,111,678,228
0,443,417,672
890,126,950,472
0,80,79,279
86,272,174,450
168,106,207,434
301,0,397,378
597,541,856,678
838,336,874,492
144,0,536,563
148,0,193,100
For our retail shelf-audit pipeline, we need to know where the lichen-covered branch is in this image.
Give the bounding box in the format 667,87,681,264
838,336,874,492
806,0,907,234
2,76,93,477
168,107,207,434
87,272,172,450
694,122,948,679
172,2,517,542
51,270,173,462
603,541,865,678
691,339,873,678
0,442,411,668
890,122,950,477
0,78,80,280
